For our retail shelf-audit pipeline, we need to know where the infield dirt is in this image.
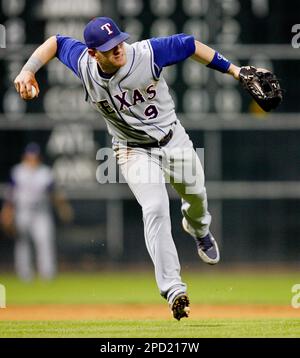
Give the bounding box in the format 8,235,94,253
1,304,299,320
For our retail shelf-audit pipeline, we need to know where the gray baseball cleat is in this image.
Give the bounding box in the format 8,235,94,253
170,294,190,321
194,232,220,265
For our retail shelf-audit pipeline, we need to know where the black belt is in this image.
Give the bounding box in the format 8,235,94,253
126,129,173,148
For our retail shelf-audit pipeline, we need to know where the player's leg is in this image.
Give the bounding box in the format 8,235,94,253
163,122,219,264
31,213,56,280
168,148,211,238
14,227,34,281
115,145,187,305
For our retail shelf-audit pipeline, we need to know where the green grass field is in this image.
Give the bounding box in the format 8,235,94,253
0,271,300,338
1,319,300,338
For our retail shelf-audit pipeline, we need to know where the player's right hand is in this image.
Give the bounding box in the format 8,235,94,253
0,203,16,237
14,71,40,100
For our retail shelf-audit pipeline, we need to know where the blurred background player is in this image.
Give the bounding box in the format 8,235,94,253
0,143,73,281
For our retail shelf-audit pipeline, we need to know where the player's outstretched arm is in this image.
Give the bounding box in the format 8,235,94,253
14,36,58,100
191,40,283,111
191,40,241,80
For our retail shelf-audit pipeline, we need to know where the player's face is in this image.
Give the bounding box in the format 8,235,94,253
23,153,40,168
92,43,127,73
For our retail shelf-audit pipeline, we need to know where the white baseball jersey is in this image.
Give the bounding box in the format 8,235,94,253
10,164,54,214
78,41,177,144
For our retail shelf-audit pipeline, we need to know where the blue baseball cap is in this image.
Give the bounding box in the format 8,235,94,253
24,142,40,156
84,17,130,52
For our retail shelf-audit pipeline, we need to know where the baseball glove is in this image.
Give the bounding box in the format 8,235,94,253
239,66,283,112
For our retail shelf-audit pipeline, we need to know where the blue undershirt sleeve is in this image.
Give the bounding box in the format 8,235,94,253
149,34,195,77
55,35,87,77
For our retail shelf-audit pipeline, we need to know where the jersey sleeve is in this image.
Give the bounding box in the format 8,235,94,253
43,167,55,193
56,35,87,77
149,33,195,76
4,170,16,203
9,172,16,187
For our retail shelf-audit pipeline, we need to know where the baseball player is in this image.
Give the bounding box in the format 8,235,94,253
1,143,73,281
13,17,241,318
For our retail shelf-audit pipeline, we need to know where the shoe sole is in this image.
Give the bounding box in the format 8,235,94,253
197,243,220,265
197,235,220,265
171,294,190,321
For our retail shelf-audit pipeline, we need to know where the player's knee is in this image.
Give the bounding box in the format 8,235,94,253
182,187,207,204
142,200,169,218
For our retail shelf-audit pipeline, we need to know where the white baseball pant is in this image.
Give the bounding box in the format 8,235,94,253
115,121,211,304
15,211,56,281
